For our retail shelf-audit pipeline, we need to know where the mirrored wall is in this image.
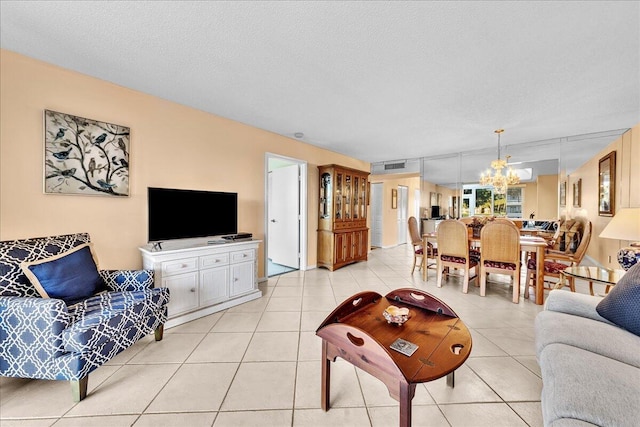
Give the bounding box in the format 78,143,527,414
416,129,628,221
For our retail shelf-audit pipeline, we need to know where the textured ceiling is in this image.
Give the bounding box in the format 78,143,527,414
1,1,638,173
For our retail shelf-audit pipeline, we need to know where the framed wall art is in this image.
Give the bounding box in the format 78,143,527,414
391,188,398,209
573,179,581,208
44,110,130,196
598,151,615,216
559,181,566,207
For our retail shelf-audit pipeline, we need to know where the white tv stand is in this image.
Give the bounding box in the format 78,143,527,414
139,237,262,329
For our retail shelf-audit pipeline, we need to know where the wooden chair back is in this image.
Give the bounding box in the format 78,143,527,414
436,219,477,292
480,220,522,303
408,216,422,246
437,219,469,259
480,220,520,264
525,217,592,299
570,217,592,264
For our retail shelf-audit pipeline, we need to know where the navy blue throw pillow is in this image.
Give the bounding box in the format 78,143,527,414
596,262,640,336
21,243,105,306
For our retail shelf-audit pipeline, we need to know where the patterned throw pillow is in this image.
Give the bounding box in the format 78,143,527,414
0,233,91,297
596,262,640,336
20,243,106,306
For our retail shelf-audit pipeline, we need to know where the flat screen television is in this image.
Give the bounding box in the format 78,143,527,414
148,187,238,242
430,205,440,218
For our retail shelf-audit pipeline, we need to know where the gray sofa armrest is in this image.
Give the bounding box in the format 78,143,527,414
544,290,614,325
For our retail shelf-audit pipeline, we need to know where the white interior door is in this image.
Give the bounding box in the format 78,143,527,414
370,183,383,247
269,164,299,268
397,185,408,244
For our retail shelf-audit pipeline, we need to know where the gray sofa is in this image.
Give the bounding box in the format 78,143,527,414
535,289,640,426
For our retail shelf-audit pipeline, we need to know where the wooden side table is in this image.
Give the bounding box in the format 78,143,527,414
316,288,472,427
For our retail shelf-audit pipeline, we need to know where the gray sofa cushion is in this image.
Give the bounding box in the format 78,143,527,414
536,310,640,369
544,290,613,325
596,262,640,336
539,343,640,427
550,420,597,427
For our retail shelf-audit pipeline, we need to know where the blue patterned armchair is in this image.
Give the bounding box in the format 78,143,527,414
0,233,170,401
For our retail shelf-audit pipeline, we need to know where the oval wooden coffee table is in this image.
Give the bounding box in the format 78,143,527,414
316,288,472,427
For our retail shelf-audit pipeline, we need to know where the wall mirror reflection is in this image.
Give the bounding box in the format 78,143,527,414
370,129,628,223
598,151,616,216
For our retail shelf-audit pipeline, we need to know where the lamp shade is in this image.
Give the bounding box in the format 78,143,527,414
599,207,640,270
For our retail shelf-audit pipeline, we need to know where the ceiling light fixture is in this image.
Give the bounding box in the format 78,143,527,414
480,129,520,194
294,132,304,139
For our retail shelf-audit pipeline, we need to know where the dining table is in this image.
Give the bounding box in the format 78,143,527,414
422,231,549,305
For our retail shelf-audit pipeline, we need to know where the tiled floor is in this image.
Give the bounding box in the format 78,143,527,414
1,244,597,426
268,259,298,277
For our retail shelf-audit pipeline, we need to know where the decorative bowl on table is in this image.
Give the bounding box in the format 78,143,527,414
383,305,410,325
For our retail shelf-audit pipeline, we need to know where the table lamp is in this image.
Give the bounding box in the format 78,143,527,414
599,207,640,270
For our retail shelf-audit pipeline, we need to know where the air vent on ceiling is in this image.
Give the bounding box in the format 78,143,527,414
384,162,406,170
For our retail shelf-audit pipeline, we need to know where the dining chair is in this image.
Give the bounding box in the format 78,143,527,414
408,216,424,274
525,216,592,299
408,216,437,277
479,219,522,303
436,219,478,292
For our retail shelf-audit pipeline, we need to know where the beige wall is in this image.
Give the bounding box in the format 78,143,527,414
521,182,537,220
418,180,454,219
369,174,421,247
436,185,456,218
0,50,370,277
565,124,640,268
535,175,559,220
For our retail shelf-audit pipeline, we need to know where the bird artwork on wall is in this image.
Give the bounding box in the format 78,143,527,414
43,110,130,196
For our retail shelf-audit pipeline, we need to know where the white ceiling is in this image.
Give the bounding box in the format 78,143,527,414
1,1,638,181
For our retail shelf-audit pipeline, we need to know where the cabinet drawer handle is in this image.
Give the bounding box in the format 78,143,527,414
243,254,247,258
190,288,196,293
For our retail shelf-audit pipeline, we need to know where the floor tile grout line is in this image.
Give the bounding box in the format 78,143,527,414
2,244,548,425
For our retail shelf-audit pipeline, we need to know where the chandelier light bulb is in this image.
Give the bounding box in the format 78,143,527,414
479,129,520,194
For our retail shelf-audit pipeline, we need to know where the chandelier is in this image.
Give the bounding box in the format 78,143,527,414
479,129,520,194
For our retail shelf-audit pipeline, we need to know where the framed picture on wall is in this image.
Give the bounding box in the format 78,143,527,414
573,179,581,208
559,181,566,207
391,189,398,209
44,110,130,196
598,151,616,216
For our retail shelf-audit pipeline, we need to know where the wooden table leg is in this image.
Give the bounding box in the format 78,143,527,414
321,340,331,411
535,246,545,305
399,382,416,427
555,272,566,290
422,236,428,282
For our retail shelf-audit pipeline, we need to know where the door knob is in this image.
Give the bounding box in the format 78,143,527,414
270,219,277,223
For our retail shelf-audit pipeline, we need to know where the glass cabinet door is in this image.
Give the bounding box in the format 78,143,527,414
353,177,360,219
335,172,343,220
361,177,368,220
344,173,352,220
320,172,332,219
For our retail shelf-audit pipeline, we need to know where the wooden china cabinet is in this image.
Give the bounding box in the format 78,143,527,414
317,164,370,271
